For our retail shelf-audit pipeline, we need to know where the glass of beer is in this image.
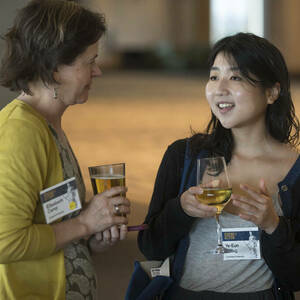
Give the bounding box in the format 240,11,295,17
89,163,125,216
196,157,232,254
88,163,149,231
89,163,125,195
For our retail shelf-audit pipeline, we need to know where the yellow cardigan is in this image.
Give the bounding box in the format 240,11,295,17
0,100,65,299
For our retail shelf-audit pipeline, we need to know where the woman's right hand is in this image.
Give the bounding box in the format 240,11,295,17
180,186,217,218
78,186,130,236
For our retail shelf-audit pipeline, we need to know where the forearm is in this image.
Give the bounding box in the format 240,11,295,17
51,215,89,251
53,188,130,251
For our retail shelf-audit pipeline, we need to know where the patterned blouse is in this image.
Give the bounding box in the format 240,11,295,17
50,126,97,300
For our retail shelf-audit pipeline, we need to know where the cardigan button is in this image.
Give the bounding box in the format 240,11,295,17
281,185,288,192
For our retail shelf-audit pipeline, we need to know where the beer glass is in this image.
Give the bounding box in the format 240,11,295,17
88,163,148,231
89,163,125,196
89,163,125,216
196,157,232,254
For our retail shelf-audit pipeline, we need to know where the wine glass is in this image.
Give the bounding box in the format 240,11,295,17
196,156,232,254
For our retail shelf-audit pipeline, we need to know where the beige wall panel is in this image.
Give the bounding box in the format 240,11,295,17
269,0,300,73
89,0,170,50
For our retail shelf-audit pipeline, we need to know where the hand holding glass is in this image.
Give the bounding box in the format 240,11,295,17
89,163,126,217
88,163,148,232
196,157,232,254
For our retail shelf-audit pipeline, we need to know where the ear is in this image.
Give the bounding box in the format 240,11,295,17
266,82,280,104
53,67,61,83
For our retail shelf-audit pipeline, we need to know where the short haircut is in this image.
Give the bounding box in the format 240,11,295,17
0,0,106,95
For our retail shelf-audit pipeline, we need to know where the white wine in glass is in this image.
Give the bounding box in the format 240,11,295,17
196,157,233,254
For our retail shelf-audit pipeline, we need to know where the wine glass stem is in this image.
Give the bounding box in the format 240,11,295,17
216,214,222,247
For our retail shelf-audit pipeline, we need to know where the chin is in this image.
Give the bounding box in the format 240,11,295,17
77,96,89,104
218,120,234,129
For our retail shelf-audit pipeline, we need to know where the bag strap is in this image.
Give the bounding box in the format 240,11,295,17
172,139,208,282
173,139,193,281
179,139,192,195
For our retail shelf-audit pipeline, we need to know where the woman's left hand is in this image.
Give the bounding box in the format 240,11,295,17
231,179,279,234
88,224,128,253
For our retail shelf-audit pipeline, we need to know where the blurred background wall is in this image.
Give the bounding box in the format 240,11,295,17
2,0,300,108
0,1,300,299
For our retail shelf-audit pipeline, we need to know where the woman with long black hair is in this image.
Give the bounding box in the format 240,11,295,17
138,33,300,300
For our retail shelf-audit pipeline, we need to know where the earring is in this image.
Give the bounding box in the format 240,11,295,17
53,87,58,99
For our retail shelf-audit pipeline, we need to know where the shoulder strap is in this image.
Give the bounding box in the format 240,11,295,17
179,139,208,194
172,140,208,282
172,139,192,282
179,139,192,195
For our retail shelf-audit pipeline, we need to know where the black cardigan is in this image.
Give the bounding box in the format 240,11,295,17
138,139,300,293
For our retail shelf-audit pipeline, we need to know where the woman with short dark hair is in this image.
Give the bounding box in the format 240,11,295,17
138,33,300,300
0,1,130,299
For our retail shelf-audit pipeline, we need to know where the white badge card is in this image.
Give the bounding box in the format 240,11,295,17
150,257,170,278
40,177,82,224
222,227,261,260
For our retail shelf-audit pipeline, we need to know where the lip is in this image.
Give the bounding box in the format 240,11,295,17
216,101,235,113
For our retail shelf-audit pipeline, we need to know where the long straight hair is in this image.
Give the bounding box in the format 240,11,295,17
190,33,299,162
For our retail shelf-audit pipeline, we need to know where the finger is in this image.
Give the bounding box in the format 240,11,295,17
110,196,131,207
188,186,203,196
239,184,267,204
102,229,111,242
259,178,269,196
110,225,120,243
238,212,258,224
113,204,131,216
232,194,262,211
95,232,103,241
233,200,258,215
196,202,218,212
188,202,217,218
111,215,129,226
99,215,128,234
102,186,128,197
119,224,128,240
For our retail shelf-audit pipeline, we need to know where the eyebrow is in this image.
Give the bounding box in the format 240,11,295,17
210,66,240,71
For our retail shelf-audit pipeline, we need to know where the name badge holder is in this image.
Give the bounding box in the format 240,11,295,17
40,177,82,224
222,227,261,260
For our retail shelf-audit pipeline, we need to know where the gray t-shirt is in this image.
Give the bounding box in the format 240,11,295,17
180,197,283,293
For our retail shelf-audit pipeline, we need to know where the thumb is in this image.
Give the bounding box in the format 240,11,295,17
259,178,269,196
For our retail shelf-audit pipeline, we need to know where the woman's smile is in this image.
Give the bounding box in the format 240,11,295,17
216,101,235,114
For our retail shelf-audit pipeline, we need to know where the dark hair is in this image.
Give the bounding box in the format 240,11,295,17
190,32,300,162
0,0,106,95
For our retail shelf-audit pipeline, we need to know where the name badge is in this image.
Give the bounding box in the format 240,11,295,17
40,177,82,224
150,257,170,278
222,227,261,260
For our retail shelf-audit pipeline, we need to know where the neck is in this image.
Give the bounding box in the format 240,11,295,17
231,124,277,158
17,83,67,130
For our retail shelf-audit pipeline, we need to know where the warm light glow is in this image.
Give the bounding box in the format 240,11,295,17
210,0,264,44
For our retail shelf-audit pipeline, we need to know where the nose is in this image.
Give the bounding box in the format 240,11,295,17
92,63,102,78
215,78,229,96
